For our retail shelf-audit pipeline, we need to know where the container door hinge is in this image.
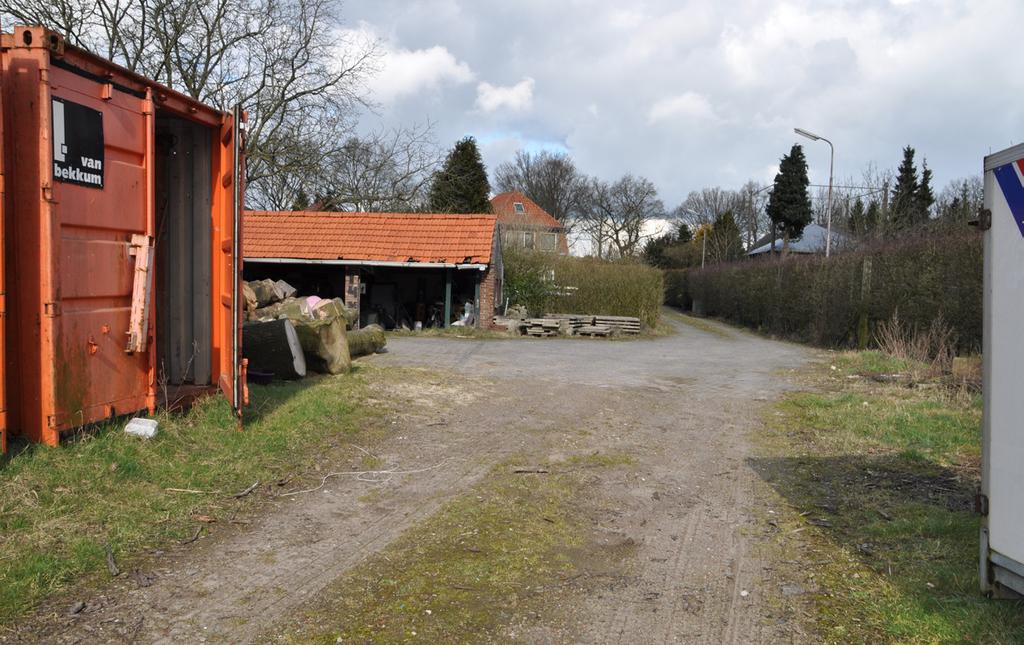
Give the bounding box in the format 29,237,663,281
43,302,60,317
47,415,58,428
969,208,992,231
975,493,989,516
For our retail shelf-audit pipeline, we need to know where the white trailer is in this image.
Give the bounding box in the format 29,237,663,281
980,143,1024,597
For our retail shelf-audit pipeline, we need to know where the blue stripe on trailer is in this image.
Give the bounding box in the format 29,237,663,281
993,161,1024,238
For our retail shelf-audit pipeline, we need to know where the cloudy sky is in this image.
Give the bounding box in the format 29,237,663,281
342,0,1022,207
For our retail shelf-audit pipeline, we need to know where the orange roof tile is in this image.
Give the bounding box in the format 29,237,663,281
490,191,564,229
244,211,497,265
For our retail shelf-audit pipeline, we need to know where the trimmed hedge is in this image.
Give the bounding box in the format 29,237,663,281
503,249,664,328
677,231,982,351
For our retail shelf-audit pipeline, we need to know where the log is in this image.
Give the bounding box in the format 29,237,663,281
253,296,313,322
275,279,297,300
348,324,387,358
242,319,306,379
312,297,358,329
294,316,351,375
242,283,258,315
248,279,284,307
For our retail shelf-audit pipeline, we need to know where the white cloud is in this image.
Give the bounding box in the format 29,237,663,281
344,0,1024,207
648,92,720,124
347,23,473,104
475,77,535,113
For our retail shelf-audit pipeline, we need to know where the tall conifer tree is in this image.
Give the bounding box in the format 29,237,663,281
915,160,935,224
428,137,492,213
766,144,812,254
890,146,919,230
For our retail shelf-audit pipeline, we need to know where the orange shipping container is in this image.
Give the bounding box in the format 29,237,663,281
1,26,247,450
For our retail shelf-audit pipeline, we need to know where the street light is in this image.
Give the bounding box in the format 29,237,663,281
794,127,834,258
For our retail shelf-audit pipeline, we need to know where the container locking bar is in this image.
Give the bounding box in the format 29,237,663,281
126,234,154,353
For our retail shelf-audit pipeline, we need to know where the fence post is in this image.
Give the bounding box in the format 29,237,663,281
857,256,873,349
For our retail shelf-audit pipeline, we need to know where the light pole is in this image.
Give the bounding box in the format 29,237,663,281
701,225,707,268
794,127,834,257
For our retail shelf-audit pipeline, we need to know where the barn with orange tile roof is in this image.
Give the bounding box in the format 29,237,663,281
490,191,569,254
243,211,503,329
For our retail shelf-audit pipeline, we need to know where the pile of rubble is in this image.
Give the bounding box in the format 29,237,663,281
242,279,385,381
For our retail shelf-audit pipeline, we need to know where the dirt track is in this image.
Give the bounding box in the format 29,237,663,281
13,312,815,643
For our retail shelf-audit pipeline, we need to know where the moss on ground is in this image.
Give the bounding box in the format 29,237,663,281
276,458,634,643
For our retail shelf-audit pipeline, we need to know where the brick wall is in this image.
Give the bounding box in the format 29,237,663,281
344,269,361,329
478,266,497,329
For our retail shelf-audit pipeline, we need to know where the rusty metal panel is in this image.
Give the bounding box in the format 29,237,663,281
213,106,247,414
1,26,244,446
155,117,212,385
0,57,6,455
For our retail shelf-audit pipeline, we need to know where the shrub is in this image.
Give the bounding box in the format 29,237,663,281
681,230,982,352
503,248,664,327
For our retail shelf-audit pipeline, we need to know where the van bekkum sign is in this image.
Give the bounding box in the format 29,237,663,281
51,97,104,188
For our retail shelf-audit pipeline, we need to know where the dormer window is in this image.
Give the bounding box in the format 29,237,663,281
513,202,525,214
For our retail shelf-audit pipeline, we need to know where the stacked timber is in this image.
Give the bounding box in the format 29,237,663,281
524,318,561,337
594,315,641,335
576,324,612,337
543,313,591,333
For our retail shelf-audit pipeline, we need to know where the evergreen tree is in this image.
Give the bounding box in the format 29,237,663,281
641,231,676,268
865,200,881,235
708,210,744,262
848,198,866,235
675,221,694,244
890,145,919,230
915,160,935,223
765,144,813,254
428,137,492,213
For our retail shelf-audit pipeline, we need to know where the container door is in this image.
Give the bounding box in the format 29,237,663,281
13,59,152,445
0,67,6,455
981,144,1024,594
215,105,246,415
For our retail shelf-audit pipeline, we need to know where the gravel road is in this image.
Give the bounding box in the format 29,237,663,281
15,312,814,644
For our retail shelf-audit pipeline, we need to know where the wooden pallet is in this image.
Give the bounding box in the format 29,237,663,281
594,315,641,334
576,324,612,337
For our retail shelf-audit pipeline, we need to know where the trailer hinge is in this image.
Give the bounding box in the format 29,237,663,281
975,493,989,516
968,208,992,231
43,302,60,317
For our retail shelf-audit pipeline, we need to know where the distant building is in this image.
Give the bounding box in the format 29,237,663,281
747,223,850,256
567,218,673,258
491,191,569,254
244,211,502,329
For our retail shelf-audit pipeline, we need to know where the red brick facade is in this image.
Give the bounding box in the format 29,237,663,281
479,266,497,329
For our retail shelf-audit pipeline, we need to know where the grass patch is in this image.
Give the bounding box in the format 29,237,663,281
833,349,916,377
276,459,632,643
757,351,1023,643
387,326,513,340
0,373,373,626
670,312,735,339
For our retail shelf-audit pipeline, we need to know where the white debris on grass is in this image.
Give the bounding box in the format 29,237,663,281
125,417,159,439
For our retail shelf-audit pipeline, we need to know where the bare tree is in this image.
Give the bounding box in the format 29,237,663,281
674,187,736,231
2,0,380,208
733,181,770,248
315,123,441,212
936,176,983,225
579,175,666,258
493,150,588,232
